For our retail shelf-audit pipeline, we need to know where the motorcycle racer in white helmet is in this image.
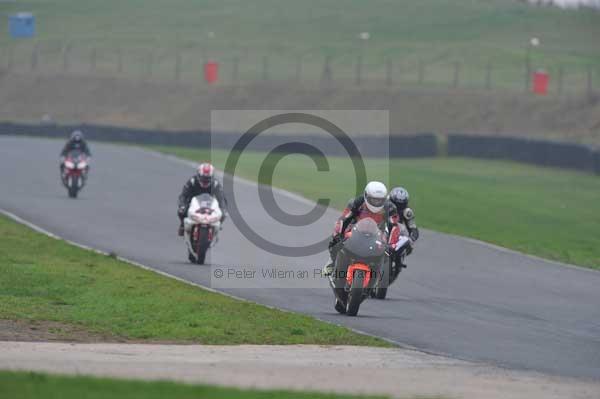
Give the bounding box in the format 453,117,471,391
322,181,405,276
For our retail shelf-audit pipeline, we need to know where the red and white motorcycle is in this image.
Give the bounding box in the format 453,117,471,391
183,193,222,264
61,150,89,198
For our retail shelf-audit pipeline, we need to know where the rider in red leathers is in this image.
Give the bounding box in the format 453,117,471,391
322,181,410,276
60,130,91,179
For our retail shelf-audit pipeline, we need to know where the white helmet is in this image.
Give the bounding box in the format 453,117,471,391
364,181,388,213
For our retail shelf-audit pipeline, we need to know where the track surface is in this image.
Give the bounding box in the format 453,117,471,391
1,136,599,379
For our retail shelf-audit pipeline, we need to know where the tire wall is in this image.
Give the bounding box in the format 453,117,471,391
0,122,597,175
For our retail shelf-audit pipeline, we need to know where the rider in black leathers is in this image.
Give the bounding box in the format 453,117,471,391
60,130,91,177
177,162,227,236
388,187,419,274
389,187,419,242
60,130,92,159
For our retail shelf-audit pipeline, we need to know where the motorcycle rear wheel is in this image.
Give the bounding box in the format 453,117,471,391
334,298,346,314
374,287,387,299
188,251,196,264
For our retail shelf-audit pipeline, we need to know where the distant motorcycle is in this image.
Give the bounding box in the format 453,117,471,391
61,150,89,198
184,193,222,264
328,218,389,316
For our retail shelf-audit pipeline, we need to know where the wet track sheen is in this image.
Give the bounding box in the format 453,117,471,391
1,136,599,379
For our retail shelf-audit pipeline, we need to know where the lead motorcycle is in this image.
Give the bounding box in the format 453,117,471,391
61,150,89,198
183,193,222,264
328,218,390,316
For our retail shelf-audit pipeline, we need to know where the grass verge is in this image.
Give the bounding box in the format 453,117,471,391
0,371,400,399
0,214,388,345
156,146,600,269
0,0,598,89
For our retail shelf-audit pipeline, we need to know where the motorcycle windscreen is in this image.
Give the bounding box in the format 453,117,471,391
343,218,386,261
196,193,214,212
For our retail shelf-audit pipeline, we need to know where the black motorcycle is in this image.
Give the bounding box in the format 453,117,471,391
328,218,390,316
371,233,411,300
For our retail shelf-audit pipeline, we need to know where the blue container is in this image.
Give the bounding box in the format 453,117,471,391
9,13,35,38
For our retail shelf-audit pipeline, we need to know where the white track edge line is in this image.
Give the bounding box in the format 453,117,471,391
2,207,462,359
0,208,248,302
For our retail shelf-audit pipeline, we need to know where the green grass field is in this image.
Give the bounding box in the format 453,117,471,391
156,147,600,269
0,371,400,399
0,0,598,91
0,214,387,345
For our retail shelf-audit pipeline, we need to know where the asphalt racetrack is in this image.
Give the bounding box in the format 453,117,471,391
1,136,599,379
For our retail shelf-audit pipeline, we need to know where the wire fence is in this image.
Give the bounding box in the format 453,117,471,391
1,39,598,96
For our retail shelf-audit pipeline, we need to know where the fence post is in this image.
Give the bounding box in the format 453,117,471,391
90,47,97,72
62,43,70,72
31,42,39,71
117,48,123,73
232,56,239,85
146,50,154,78
417,60,425,84
386,57,393,87
6,45,13,71
587,66,593,99
558,67,564,95
453,62,460,88
174,50,181,81
525,59,531,92
355,55,362,86
485,62,492,90
295,55,303,81
321,55,332,87
262,55,269,81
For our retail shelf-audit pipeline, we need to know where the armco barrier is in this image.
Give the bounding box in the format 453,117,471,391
1,122,597,175
447,134,598,174
0,122,438,158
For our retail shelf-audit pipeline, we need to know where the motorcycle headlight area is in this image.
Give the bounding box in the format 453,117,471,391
64,161,75,169
77,162,87,170
191,213,219,224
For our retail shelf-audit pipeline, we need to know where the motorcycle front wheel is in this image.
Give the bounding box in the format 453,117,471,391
346,271,366,316
193,226,211,265
67,177,79,198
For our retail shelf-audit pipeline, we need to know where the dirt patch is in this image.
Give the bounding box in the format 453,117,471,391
1,72,599,145
1,342,598,399
0,319,120,343
0,320,226,345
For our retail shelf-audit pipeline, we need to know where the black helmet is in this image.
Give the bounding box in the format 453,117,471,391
70,130,84,142
389,186,409,209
